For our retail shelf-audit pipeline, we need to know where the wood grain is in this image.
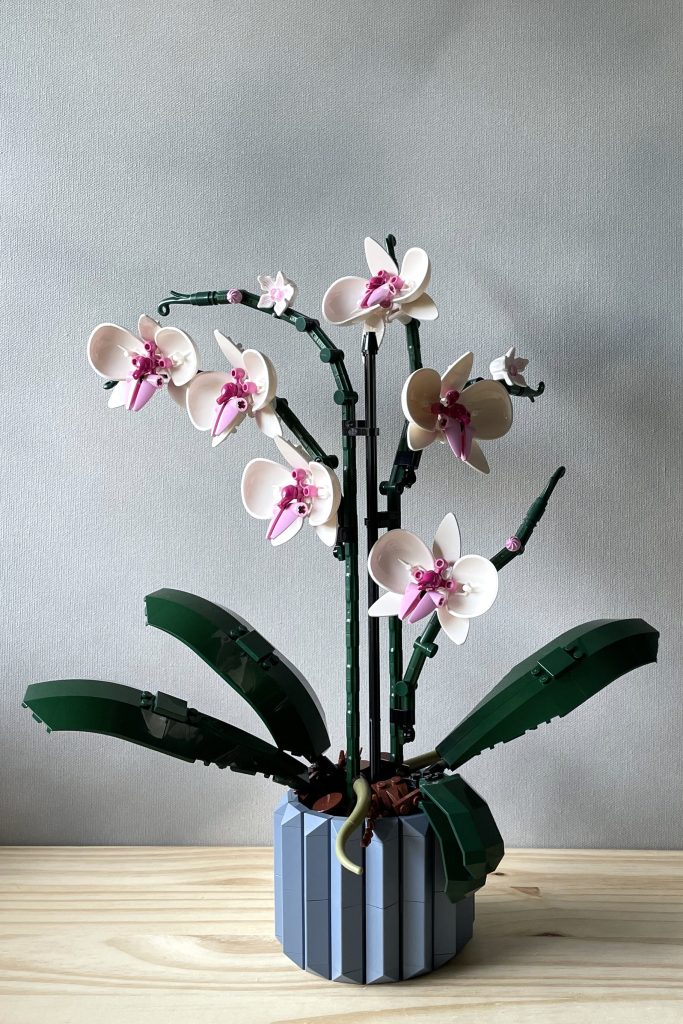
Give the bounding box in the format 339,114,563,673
0,847,681,1023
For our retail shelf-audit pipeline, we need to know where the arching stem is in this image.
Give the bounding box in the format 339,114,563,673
158,288,361,798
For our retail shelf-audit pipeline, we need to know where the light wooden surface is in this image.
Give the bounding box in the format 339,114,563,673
0,847,681,1023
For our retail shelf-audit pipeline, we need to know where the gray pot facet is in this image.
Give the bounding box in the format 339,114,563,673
273,791,474,984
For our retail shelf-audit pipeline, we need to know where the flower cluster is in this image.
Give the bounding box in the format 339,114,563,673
87,245,535,644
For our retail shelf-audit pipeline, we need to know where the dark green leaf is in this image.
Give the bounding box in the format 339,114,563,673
145,589,330,760
23,679,309,789
437,618,659,770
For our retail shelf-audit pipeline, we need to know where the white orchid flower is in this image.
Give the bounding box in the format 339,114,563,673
87,314,198,412
402,351,513,474
322,237,438,344
490,346,529,388
241,437,341,547
185,331,281,447
257,272,297,317
367,514,498,645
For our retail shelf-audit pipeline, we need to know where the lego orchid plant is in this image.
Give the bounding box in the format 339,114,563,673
29,233,658,909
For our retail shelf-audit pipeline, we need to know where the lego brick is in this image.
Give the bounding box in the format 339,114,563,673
401,814,433,901
365,902,400,983
273,793,289,943
152,691,188,722
456,893,475,952
432,834,457,959
280,802,304,968
364,817,399,910
402,898,432,980
330,817,364,982
303,812,331,976
401,814,434,978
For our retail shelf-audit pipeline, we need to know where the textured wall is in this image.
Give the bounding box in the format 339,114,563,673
1,0,681,847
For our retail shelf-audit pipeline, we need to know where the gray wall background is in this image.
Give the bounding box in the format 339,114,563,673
1,0,681,847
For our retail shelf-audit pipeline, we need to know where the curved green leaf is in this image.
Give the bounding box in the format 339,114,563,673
145,589,330,760
419,773,504,903
436,618,659,770
23,679,309,789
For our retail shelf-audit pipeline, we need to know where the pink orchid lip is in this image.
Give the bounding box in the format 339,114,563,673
124,341,173,412
399,582,445,623
359,270,405,310
212,395,248,436
211,372,256,436
267,497,308,540
126,374,165,411
265,469,315,541
443,419,474,461
399,558,459,623
432,389,475,461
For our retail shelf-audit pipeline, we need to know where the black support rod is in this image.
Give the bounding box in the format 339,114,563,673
362,330,382,782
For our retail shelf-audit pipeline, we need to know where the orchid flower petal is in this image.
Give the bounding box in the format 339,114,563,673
307,461,341,526
463,438,490,474
399,291,438,322
397,247,431,303
322,276,372,325
440,352,474,396
185,371,231,430
155,326,198,386
364,236,399,276
241,458,294,519
167,378,191,410
447,555,499,618
88,324,143,380
271,515,305,547
107,380,128,408
460,379,513,440
242,349,277,410
253,403,282,438
406,422,438,451
214,330,245,370
432,513,461,565
257,275,276,291
402,367,441,430
437,605,470,645
274,436,309,471
368,591,405,617
138,314,161,342
257,293,275,309
368,529,434,595
313,515,339,547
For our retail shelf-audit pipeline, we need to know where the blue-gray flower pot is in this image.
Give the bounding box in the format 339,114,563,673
273,792,474,984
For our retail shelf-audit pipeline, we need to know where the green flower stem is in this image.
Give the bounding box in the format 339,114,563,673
379,302,425,766
490,466,565,570
273,397,338,468
397,466,567,767
466,376,546,403
157,287,361,797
